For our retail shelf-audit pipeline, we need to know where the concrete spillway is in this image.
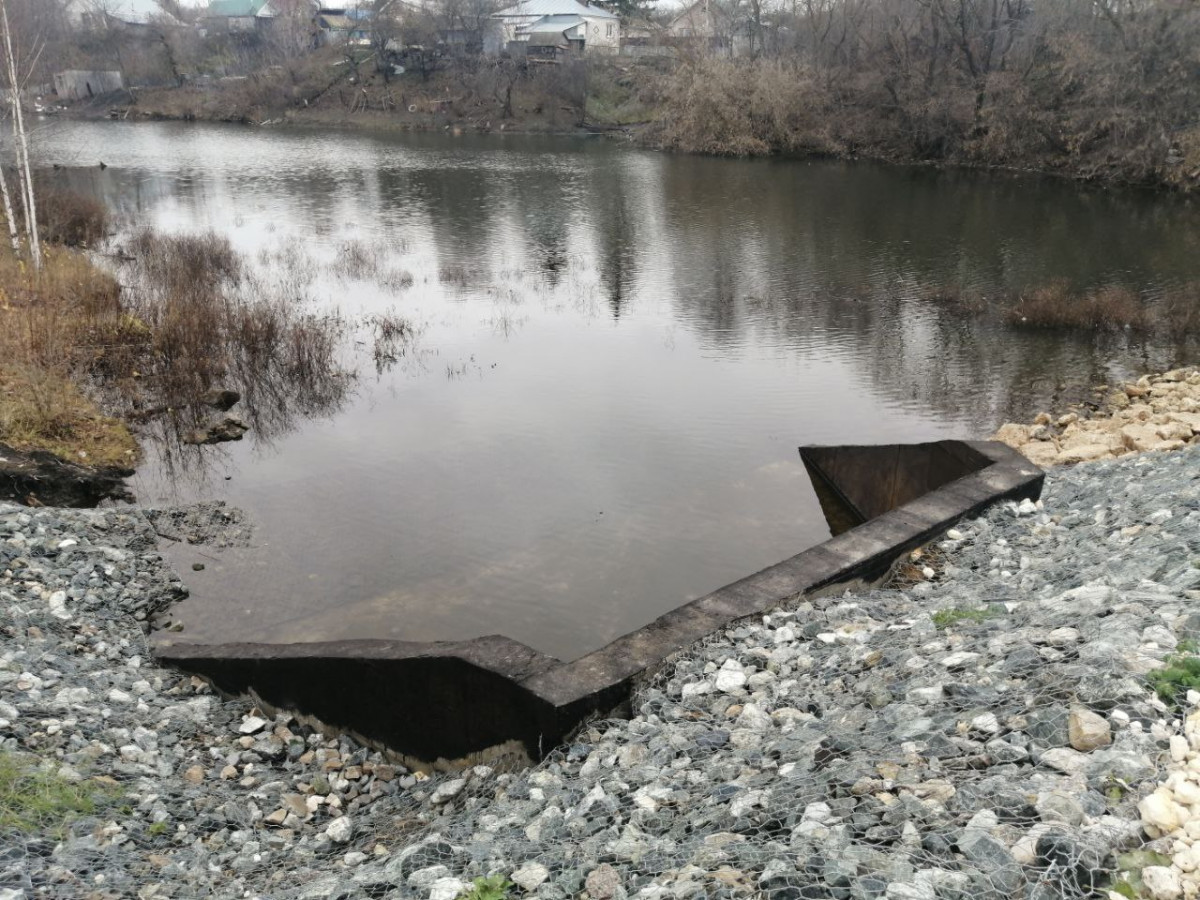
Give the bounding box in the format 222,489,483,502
156,440,1043,768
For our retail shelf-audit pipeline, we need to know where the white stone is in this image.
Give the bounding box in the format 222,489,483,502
940,651,980,669
430,778,467,805
958,809,999,854
970,713,1000,735
511,862,549,892
429,878,466,900
1011,824,1053,865
1174,844,1200,873
1046,627,1080,645
730,789,766,818
1172,735,1190,763
343,851,368,867
801,801,836,824
1140,789,1183,835
238,716,267,735
1039,748,1088,775
1142,866,1182,900
735,703,773,732
107,689,132,705
325,816,353,843
714,666,747,693
47,590,70,620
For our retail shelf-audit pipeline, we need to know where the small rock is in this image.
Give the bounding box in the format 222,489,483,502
1039,747,1088,774
586,864,622,900
511,862,550,891
429,878,466,900
1142,866,1182,900
430,778,466,805
1068,708,1111,752
325,815,353,843
238,716,267,735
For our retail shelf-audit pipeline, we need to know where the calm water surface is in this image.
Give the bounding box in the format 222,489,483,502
33,120,1200,661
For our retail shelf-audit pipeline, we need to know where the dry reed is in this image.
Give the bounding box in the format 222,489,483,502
1006,281,1148,331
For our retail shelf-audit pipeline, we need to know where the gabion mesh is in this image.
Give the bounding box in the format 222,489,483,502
4,447,1200,900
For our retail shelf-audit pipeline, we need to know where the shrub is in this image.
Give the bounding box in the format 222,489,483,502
36,188,111,247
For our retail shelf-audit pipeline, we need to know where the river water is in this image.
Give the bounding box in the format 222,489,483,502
33,119,1200,661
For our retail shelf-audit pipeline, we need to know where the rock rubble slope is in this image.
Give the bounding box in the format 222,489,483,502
4,448,1200,899
993,367,1200,468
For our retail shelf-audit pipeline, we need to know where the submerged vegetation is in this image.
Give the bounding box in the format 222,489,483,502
0,203,357,485
901,278,1200,335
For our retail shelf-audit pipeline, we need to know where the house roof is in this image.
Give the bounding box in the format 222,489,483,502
524,14,583,31
493,0,616,20
208,0,272,16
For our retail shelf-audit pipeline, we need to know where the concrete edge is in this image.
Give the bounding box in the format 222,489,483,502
154,440,1044,764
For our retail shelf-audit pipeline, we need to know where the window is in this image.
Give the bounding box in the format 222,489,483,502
606,22,614,36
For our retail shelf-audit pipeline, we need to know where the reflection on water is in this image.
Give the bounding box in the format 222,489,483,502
33,119,1200,661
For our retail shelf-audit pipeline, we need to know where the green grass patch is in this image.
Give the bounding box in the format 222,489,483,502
931,605,1004,630
0,751,122,839
1109,850,1174,899
458,874,513,900
1148,650,1200,708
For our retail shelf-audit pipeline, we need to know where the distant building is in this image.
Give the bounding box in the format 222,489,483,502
315,7,373,46
65,0,179,29
487,0,619,56
666,0,750,56
205,0,279,33
620,16,669,57
53,70,125,101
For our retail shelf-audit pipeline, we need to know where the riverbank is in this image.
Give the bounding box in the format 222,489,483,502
83,46,1199,196
5,439,1200,898
991,367,1200,468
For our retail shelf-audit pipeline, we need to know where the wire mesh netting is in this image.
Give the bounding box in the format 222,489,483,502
4,447,1200,898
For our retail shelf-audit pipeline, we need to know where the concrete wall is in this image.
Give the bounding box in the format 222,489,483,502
53,70,124,101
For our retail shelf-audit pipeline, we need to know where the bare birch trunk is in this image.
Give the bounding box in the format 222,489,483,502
0,158,20,256
0,0,37,269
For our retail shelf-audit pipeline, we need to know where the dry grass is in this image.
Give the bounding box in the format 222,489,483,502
331,239,382,281
0,247,138,466
1006,281,1148,331
1163,282,1200,333
118,231,348,436
127,229,241,296
0,227,350,472
35,188,111,248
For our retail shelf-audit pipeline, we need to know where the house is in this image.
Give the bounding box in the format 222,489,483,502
54,70,125,101
522,15,586,60
666,0,751,55
315,7,373,45
620,16,669,57
206,0,278,33
65,0,178,29
486,0,618,56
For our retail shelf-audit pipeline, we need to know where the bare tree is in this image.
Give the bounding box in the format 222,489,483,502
0,0,39,268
